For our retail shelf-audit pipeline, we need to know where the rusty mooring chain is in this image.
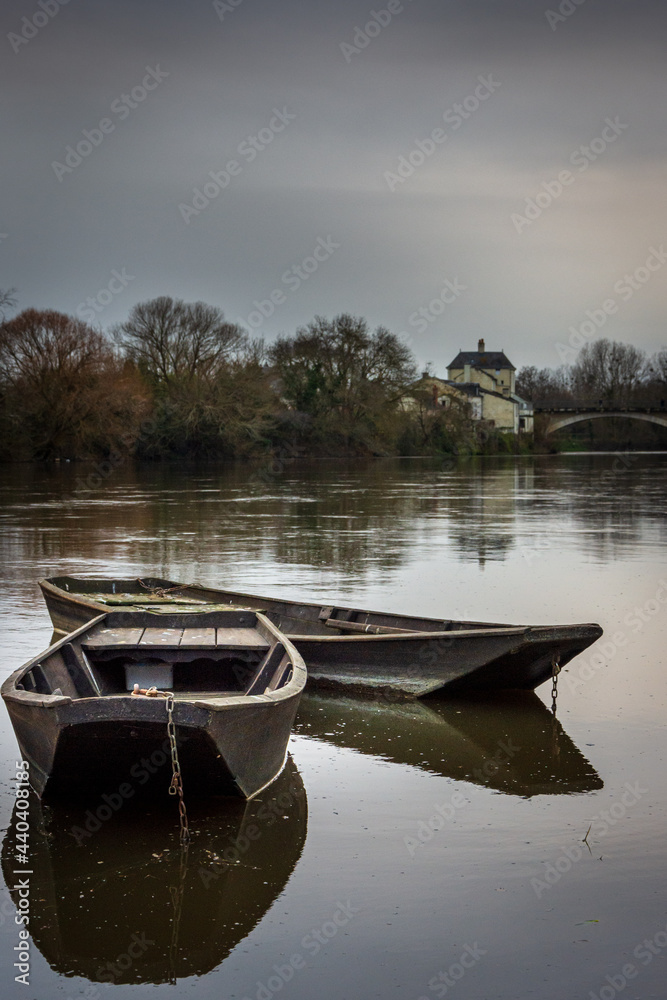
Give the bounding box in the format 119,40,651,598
165,692,191,843
165,691,190,844
131,685,191,843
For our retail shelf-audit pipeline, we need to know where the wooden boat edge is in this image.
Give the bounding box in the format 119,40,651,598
38,577,512,630
2,609,307,710
38,578,602,642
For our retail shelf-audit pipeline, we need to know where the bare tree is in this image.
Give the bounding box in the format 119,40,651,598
0,287,17,321
516,365,572,405
270,314,416,421
114,297,247,386
647,348,667,384
642,348,667,407
570,339,647,405
0,309,145,459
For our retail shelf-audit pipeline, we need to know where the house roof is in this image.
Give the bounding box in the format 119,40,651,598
448,381,482,397
412,376,480,395
448,351,516,371
411,377,520,406
413,375,451,388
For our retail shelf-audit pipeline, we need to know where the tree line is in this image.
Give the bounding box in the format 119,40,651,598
517,341,667,449
1,291,664,461
517,339,667,409
0,295,431,461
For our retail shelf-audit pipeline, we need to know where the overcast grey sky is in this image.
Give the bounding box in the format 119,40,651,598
2,0,666,372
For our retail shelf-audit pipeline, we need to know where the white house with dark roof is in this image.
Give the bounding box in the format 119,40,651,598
445,340,533,433
447,339,516,397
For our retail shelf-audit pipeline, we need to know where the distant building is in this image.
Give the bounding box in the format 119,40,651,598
404,375,482,420
448,339,516,396
446,339,533,433
403,341,533,433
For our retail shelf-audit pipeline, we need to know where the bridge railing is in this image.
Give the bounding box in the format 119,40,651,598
531,387,666,410
535,402,667,413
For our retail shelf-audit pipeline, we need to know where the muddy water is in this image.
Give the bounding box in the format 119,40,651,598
0,454,665,1000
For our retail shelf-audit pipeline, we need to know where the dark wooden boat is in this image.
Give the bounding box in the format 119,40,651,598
1,609,306,799
39,576,603,699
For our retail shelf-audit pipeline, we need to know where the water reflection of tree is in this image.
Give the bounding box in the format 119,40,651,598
434,461,534,567
523,456,658,562
1,456,665,583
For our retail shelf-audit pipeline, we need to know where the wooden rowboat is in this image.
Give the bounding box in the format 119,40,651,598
1,609,306,799
39,576,602,699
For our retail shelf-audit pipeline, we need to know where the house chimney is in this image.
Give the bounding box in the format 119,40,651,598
478,338,485,353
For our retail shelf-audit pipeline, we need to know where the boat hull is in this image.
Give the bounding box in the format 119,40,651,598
39,577,603,699
293,624,600,697
2,610,307,799
5,693,301,799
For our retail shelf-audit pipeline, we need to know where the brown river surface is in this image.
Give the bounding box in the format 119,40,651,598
0,454,665,999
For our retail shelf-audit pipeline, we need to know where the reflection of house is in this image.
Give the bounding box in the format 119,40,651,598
447,340,533,433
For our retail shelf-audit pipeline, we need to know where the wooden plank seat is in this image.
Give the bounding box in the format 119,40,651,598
82,626,270,653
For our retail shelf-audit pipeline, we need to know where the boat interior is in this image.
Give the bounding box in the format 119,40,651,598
45,576,508,636
17,611,294,700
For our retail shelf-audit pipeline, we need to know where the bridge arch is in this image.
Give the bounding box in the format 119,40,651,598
544,411,667,435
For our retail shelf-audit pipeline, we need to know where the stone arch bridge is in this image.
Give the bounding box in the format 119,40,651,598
535,407,667,435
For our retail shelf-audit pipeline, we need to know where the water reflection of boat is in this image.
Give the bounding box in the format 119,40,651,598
0,759,307,984
295,692,603,797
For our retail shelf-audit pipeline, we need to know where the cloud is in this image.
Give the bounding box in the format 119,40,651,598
2,0,666,371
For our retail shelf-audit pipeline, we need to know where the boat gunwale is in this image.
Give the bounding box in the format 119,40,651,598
2,609,307,710
38,578,602,644
39,576,506,630
1,613,104,707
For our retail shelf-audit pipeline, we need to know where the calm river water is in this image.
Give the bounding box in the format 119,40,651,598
0,455,665,1000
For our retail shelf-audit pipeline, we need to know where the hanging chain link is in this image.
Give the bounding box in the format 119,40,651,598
550,652,561,715
165,692,191,843
131,685,191,842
